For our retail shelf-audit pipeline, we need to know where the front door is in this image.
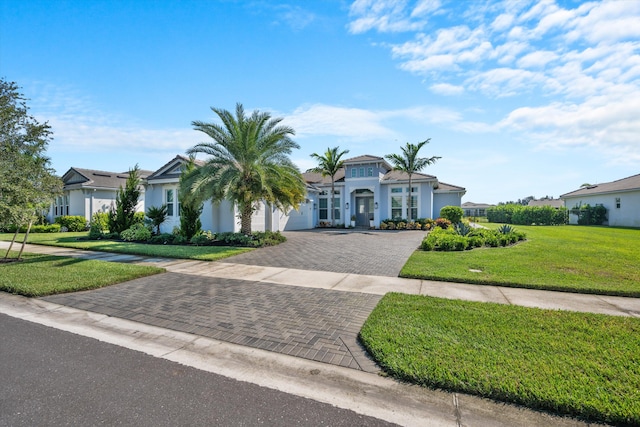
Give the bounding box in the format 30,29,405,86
355,197,373,227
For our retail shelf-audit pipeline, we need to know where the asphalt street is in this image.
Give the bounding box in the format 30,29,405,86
0,313,397,427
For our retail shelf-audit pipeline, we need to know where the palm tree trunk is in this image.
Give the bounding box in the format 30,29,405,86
407,175,413,223
330,180,335,227
240,205,253,235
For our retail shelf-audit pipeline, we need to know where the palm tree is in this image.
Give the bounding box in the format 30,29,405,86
181,103,306,235
309,147,349,226
385,139,441,222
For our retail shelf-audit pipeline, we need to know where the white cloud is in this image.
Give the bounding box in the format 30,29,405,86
430,83,464,95
348,0,438,34
273,5,316,31
516,50,558,68
347,0,640,164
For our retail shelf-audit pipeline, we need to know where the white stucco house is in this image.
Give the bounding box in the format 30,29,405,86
47,167,151,223
560,173,640,227
302,155,465,228
143,154,465,234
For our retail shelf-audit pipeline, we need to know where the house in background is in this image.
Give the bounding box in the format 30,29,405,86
48,167,151,223
528,198,564,209
560,173,640,227
144,153,466,234
461,201,494,217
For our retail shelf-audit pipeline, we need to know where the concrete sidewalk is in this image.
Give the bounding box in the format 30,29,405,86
3,241,639,317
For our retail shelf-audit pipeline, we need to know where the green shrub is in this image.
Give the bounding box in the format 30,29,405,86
468,235,485,248
253,231,286,246
421,238,435,251
88,212,110,239
440,206,463,224
190,231,216,246
30,224,61,233
148,233,176,245
55,215,88,232
574,204,608,226
120,223,152,242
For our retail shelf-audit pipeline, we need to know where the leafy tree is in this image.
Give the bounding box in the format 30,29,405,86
179,157,202,240
182,103,306,235
145,204,168,235
0,79,62,260
108,165,141,234
309,146,349,226
385,139,440,222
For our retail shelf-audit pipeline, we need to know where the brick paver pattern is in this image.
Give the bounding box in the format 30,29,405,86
44,272,382,372
226,229,426,277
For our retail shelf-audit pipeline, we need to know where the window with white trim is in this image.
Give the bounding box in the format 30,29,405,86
389,186,420,219
54,194,69,216
318,191,341,221
166,189,179,217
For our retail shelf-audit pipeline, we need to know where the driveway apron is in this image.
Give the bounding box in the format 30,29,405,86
43,272,382,372
225,229,426,277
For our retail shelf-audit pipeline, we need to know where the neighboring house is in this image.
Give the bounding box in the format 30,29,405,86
302,155,465,228
48,167,151,223
144,154,466,233
461,201,494,217
560,173,640,227
527,198,564,209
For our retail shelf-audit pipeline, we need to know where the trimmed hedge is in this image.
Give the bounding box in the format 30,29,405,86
421,226,526,251
487,205,567,225
54,215,88,232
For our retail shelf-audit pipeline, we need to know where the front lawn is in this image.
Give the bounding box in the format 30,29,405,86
0,232,252,261
401,225,640,296
360,293,640,425
0,252,164,297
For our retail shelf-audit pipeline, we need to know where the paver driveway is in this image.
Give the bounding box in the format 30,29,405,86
225,229,426,277
43,273,381,372
42,230,425,372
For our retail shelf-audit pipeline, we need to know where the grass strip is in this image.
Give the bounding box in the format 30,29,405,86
1,252,164,297
401,225,640,297
360,293,640,425
0,232,253,261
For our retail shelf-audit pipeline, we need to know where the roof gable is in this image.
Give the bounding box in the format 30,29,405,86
62,167,148,190
146,155,206,181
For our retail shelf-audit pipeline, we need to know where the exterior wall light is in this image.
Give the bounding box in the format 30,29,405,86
345,202,349,209
374,202,379,209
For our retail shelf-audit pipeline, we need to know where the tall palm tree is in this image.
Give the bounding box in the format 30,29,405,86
181,103,306,235
385,139,440,222
309,146,349,226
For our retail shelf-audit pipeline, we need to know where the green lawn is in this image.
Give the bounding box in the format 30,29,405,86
0,252,164,297
401,225,640,296
360,293,640,425
0,232,253,261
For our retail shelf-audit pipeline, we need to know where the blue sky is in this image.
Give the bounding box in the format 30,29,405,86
2,0,639,204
